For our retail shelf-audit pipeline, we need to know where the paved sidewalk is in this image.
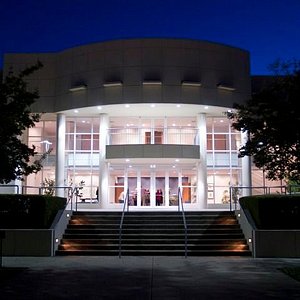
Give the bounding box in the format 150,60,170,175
1,256,300,299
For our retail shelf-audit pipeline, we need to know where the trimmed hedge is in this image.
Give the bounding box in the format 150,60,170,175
0,194,67,229
239,194,300,229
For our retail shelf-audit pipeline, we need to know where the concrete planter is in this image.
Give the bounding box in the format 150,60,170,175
0,210,71,256
237,209,300,258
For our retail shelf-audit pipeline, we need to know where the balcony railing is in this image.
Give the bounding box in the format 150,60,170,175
108,127,199,145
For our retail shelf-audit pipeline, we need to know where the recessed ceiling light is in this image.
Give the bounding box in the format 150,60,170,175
74,110,79,113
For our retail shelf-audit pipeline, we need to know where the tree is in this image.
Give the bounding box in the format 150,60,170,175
0,61,48,184
226,59,300,183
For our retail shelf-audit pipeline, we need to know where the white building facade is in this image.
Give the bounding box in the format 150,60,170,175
3,38,276,210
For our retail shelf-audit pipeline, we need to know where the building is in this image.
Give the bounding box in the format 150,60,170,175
2,38,280,210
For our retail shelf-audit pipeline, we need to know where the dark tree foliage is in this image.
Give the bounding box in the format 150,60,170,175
0,61,47,184
226,60,300,183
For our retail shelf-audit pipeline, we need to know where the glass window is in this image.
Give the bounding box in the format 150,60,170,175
214,134,227,150
76,119,92,133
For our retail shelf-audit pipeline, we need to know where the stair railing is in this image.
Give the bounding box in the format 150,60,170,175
178,187,188,258
118,188,129,258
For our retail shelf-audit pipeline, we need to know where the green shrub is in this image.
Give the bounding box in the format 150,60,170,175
239,194,300,229
0,194,66,229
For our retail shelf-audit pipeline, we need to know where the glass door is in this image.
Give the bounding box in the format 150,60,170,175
140,118,164,144
155,174,165,207
141,176,150,206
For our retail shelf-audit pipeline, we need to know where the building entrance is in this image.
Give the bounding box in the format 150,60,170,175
109,164,197,209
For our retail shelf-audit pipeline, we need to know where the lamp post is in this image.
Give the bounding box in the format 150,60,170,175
40,140,53,165
40,140,52,152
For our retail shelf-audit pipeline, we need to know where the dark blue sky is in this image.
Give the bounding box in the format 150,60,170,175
1,0,299,74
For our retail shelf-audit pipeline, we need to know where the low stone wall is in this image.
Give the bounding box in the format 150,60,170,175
0,210,72,256
1,229,53,256
237,208,300,258
254,230,300,258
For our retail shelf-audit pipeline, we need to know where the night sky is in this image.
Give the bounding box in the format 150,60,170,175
1,0,299,74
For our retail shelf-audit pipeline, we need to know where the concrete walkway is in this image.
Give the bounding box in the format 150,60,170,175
1,256,300,299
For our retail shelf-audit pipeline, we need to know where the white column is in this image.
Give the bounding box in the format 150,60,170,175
241,131,252,196
55,113,66,197
99,114,109,208
197,113,207,209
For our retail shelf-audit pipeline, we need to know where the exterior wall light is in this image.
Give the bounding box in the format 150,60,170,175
217,84,236,91
181,81,202,87
69,85,87,92
143,80,162,85
103,81,123,87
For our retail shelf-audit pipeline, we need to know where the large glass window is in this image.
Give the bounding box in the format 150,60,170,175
207,169,240,205
27,119,57,192
66,118,100,152
206,117,242,204
28,120,56,155
108,116,197,145
65,117,100,200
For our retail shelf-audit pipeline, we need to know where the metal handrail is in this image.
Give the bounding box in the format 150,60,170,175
118,188,129,258
178,187,188,258
0,184,20,194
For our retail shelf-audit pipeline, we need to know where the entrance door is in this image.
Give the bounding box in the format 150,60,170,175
109,164,196,208
141,176,150,206
155,175,165,207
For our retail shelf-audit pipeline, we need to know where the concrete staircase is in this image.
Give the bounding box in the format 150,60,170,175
56,211,251,256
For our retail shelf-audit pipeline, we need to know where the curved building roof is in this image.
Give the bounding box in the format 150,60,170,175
4,38,251,114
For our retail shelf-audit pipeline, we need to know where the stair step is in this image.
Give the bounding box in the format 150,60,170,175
56,249,251,256
58,243,249,250
56,211,251,257
64,229,244,235
62,233,247,239
67,224,240,229
60,238,247,244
